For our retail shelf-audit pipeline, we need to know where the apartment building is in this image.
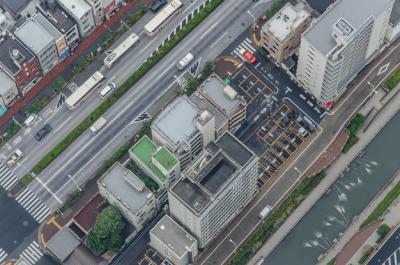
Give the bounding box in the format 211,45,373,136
296,0,394,105
14,18,59,75
386,0,400,42
37,1,80,51
57,0,95,38
0,71,19,111
261,2,311,63
0,33,42,95
98,162,157,231
168,132,258,247
150,215,198,265
84,0,104,26
152,96,216,170
196,74,246,132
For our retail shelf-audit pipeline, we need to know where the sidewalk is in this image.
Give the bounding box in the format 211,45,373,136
321,170,400,265
247,82,400,265
0,0,146,128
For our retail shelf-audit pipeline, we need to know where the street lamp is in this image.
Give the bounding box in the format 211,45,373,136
294,166,301,174
229,239,237,251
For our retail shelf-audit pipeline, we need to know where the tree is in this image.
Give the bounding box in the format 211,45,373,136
87,205,125,254
377,224,391,239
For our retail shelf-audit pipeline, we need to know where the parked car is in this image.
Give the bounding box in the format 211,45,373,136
99,82,116,99
34,124,52,141
150,0,167,13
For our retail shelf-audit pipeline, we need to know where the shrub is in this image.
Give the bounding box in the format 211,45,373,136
376,224,391,243
384,67,400,91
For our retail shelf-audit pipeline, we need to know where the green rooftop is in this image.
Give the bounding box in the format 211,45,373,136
130,136,178,183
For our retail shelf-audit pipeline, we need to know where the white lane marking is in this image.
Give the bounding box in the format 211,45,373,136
210,31,228,48
139,36,159,54
35,177,62,204
199,21,218,40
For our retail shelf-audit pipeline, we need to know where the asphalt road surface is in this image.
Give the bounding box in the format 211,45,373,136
368,226,400,265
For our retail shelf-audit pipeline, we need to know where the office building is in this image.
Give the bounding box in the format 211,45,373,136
14,18,59,75
0,33,42,95
57,0,95,38
296,0,394,105
0,71,19,113
152,96,216,170
37,1,80,51
98,162,157,231
196,74,246,132
32,12,70,61
261,2,311,63
150,215,198,265
386,0,400,42
129,135,180,190
168,132,258,247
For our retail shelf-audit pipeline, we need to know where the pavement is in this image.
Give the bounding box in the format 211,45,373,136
197,37,400,265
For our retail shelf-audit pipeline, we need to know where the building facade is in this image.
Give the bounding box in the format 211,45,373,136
14,18,59,75
386,0,400,42
0,33,42,95
150,215,198,265
84,0,104,26
0,70,19,110
296,0,394,105
98,162,157,231
168,132,258,247
261,2,311,63
57,0,95,38
37,1,80,52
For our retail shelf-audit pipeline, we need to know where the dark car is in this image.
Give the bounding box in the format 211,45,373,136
150,0,167,13
34,124,52,141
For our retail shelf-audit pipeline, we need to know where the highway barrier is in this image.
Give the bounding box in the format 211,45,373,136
22,0,224,185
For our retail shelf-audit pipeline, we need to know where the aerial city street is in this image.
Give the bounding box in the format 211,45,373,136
0,0,400,264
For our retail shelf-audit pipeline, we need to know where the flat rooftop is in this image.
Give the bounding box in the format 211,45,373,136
0,33,34,75
38,2,76,33
98,163,153,214
32,13,62,39
73,193,105,233
129,136,178,183
304,0,394,55
150,215,196,258
390,0,400,25
0,0,29,18
14,19,54,54
171,132,256,214
57,0,91,18
190,91,228,133
198,75,244,116
152,96,199,148
264,3,310,42
0,70,16,95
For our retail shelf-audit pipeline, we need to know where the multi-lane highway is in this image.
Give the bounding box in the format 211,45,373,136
0,0,273,263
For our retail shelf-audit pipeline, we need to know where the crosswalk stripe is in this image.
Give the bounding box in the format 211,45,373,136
35,208,51,223
25,199,42,213
30,203,48,217
3,175,18,190
0,249,8,263
16,188,30,201
27,246,41,260
243,39,256,52
241,42,256,53
0,171,14,185
32,241,40,248
21,252,35,264
19,192,36,208
0,163,19,191
19,241,43,265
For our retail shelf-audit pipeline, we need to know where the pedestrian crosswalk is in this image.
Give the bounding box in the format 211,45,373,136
232,37,257,58
0,162,19,191
16,189,51,223
19,241,43,265
0,248,8,264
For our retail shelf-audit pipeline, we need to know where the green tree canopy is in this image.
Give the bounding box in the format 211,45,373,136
87,205,125,254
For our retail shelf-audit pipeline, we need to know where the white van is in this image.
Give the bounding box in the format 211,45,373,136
23,114,38,127
259,205,272,219
99,82,116,99
176,53,194,70
89,116,107,134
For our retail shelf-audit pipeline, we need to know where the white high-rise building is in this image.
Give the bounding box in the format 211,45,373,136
168,132,258,247
296,0,394,105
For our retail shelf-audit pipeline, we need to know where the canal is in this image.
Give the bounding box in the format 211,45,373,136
264,111,400,265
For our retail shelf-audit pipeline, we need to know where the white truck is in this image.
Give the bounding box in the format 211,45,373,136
176,53,194,70
7,149,24,166
259,205,272,219
89,116,107,134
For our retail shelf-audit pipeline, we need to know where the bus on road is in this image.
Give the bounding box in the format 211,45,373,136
65,71,105,110
144,0,183,37
103,33,140,68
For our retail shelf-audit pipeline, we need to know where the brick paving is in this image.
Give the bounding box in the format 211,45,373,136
0,0,149,127
306,128,349,177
